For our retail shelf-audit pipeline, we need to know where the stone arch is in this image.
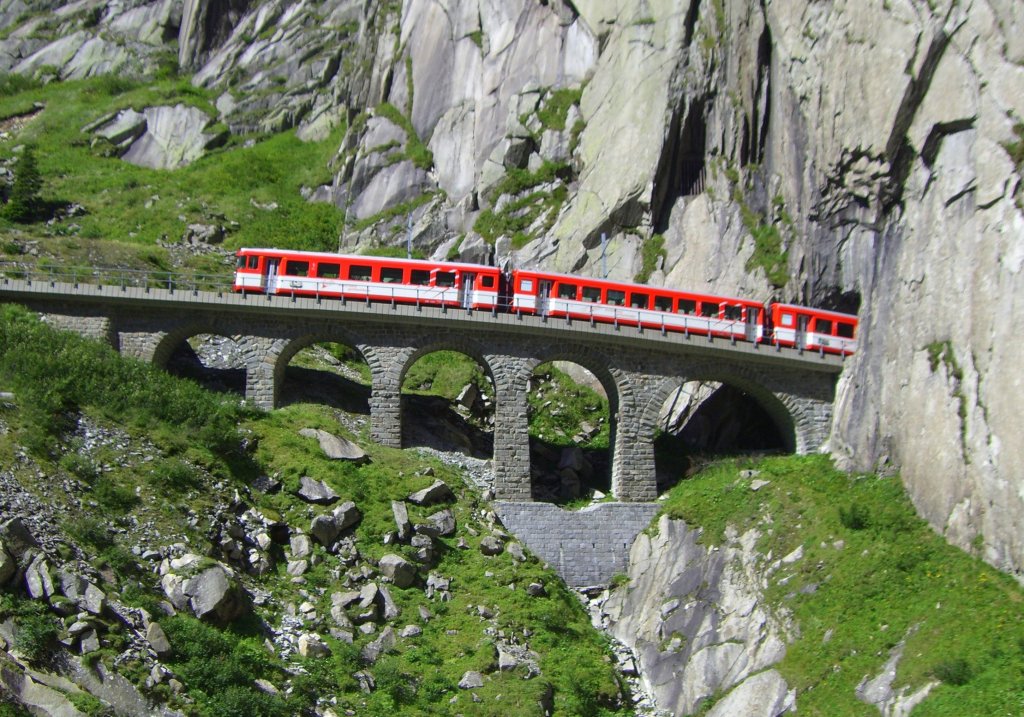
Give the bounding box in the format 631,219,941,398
147,321,253,396
270,328,369,409
638,365,803,458
394,335,499,454
526,344,622,500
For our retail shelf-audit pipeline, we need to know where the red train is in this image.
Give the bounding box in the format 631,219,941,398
233,248,858,355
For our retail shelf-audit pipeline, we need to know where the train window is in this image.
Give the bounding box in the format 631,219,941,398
436,271,456,287
630,293,649,309
236,255,246,268
381,267,404,283
700,303,718,317
317,263,340,279
677,299,696,314
349,264,372,281
558,283,577,300
723,305,742,320
248,256,259,269
815,318,833,334
582,286,601,302
285,260,309,277
654,296,673,312
779,312,794,327
480,275,495,288
411,270,431,285
520,278,534,292
836,322,855,339
606,290,625,306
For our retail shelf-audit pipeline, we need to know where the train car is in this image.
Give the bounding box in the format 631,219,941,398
769,303,858,355
511,269,766,342
233,248,503,310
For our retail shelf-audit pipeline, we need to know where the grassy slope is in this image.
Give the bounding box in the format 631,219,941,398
0,76,345,272
0,306,627,716
660,455,1024,716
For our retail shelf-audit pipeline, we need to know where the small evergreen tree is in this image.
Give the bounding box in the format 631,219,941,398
2,145,43,223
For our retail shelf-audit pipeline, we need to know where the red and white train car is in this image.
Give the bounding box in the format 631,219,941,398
233,248,503,310
769,303,858,355
232,248,858,355
511,269,766,343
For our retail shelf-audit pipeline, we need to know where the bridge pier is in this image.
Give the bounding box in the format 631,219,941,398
610,372,663,502
488,354,536,501
362,343,414,448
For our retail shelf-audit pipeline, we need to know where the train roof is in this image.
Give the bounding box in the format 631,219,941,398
514,266,762,304
771,303,858,320
236,247,499,272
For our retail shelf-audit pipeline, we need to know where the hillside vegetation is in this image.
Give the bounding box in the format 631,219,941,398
658,455,1024,716
0,305,627,716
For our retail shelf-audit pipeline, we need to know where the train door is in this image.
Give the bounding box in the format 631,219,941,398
745,307,760,342
796,314,809,349
537,280,553,316
264,259,280,293
460,272,476,309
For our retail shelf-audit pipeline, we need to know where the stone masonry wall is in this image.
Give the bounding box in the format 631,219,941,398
494,501,661,587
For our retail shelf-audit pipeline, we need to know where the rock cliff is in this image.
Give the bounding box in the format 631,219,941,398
0,0,1021,579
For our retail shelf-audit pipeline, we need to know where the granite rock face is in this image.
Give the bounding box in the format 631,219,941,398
601,515,792,715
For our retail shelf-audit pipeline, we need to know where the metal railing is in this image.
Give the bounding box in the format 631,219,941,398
0,261,233,293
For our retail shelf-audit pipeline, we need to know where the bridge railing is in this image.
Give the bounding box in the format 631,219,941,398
0,261,233,293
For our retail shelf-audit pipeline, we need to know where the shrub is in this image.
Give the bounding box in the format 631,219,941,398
838,501,870,530
933,657,973,686
13,608,60,664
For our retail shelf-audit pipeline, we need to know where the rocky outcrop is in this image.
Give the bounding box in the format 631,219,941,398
87,104,228,170
600,515,793,715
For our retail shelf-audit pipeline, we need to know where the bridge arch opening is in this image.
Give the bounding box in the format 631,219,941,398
275,337,370,415
155,327,247,397
528,360,615,504
652,378,793,492
399,348,495,458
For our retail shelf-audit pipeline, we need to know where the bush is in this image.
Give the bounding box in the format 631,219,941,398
838,501,870,530
13,608,60,664
933,657,973,686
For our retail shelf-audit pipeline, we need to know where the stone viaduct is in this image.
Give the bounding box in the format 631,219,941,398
1,274,848,583
0,274,845,501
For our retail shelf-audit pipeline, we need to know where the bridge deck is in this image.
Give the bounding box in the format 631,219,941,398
0,276,847,373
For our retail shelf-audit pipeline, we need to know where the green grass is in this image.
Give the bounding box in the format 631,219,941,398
0,75,345,262
0,307,630,716
528,363,610,449
659,455,1024,715
536,87,583,132
633,234,666,283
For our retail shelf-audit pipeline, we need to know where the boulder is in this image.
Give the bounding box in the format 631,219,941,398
298,633,331,658
378,554,416,588
377,584,400,620
458,671,485,689
290,534,312,559
424,508,457,537
299,428,368,462
361,625,396,664
146,621,173,659
0,542,15,586
479,536,504,556
391,501,412,542
1,517,39,561
333,501,362,532
24,555,54,600
119,104,227,170
309,516,339,547
407,480,455,506
296,476,339,504
183,566,247,622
